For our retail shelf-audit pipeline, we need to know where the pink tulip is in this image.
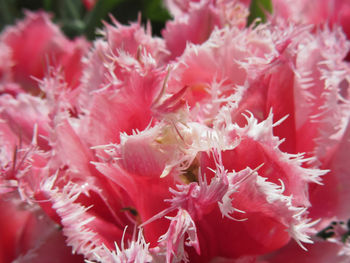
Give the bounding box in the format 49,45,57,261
1,1,350,262
271,0,350,60
0,11,89,95
83,0,98,10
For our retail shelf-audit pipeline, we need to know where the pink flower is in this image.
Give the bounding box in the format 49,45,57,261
1,2,350,262
83,0,98,10
0,11,89,95
163,0,249,59
270,0,350,59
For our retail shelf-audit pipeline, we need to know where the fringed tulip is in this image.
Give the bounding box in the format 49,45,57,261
1,1,350,262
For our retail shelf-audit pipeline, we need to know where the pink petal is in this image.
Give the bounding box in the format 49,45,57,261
1,11,89,92
0,93,50,150
163,1,248,59
265,239,349,263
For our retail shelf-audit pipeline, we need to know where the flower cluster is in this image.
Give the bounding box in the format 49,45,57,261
1,1,350,262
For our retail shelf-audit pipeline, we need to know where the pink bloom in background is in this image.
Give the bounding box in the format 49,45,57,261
82,0,98,10
0,11,89,95
1,0,350,262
